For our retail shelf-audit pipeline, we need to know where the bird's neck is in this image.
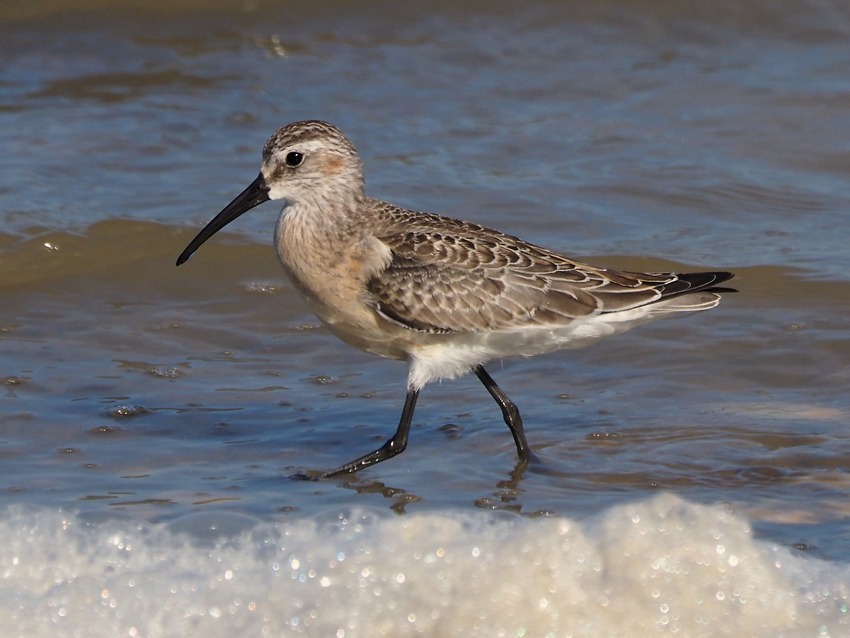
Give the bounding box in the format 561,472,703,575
274,195,371,294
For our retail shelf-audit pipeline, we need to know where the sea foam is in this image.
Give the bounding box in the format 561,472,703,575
1,494,847,637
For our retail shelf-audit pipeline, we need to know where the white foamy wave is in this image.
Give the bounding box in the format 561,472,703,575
1,494,847,637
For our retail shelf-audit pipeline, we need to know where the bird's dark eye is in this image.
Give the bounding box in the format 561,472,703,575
285,151,304,167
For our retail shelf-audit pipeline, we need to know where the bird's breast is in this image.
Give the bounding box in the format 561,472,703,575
274,209,410,360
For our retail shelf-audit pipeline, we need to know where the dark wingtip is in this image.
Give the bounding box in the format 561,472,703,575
710,271,735,286
660,271,736,299
701,271,736,294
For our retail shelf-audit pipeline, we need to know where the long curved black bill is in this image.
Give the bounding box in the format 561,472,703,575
176,173,270,266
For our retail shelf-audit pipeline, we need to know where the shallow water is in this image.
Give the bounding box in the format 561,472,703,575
2,0,850,635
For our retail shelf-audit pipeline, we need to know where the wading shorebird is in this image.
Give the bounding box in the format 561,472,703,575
177,120,733,477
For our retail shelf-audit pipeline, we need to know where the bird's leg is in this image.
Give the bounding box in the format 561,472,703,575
321,387,419,477
473,365,532,462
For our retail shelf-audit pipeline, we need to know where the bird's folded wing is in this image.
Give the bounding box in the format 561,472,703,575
365,221,672,334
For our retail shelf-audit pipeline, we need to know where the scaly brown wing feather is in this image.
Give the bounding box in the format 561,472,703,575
364,205,729,334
